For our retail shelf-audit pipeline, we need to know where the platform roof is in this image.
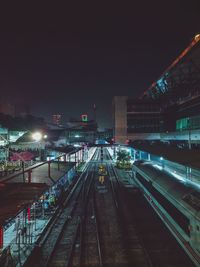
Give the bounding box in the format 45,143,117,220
1,162,75,185
0,161,75,225
0,183,48,225
133,142,200,170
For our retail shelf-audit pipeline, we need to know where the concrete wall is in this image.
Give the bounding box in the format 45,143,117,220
113,96,127,144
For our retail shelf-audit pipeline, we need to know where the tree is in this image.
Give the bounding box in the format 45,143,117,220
117,150,129,162
116,150,131,169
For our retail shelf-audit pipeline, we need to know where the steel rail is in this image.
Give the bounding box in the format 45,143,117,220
105,148,154,267
78,158,103,267
68,163,96,267
93,189,103,267
45,152,99,266
40,171,89,267
77,164,96,267
25,148,98,267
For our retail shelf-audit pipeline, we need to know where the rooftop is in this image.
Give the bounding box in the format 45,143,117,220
0,183,48,225
132,141,200,170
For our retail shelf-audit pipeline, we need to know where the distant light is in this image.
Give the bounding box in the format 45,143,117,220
160,157,164,161
81,114,88,122
32,132,42,141
47,156,55,161
195,34,200,42
43,134,48,139
74,144,81,147
75,135,80,138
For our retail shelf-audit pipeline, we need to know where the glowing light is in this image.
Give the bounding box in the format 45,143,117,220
32,132,42,141
195,34,200,42
81,114,88,122
74,144,81,147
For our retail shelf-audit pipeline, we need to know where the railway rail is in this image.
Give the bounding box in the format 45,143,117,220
46,165,96,267
41,148,103,267
25,146,194,267
71,168,103,267
105,149,153,266
26,149,99,267
105,148,194,266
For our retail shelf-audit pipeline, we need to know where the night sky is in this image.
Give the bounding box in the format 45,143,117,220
0,1,199,129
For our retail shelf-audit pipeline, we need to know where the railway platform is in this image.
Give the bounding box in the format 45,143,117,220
0,148,97,266
0,161,77,266
0,147,195,266
114,168,137,188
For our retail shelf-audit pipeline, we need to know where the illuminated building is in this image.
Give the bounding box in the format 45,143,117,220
113,34,200,145
113,96,161,144
52,114,62,125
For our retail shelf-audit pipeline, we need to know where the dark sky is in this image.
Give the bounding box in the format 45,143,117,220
0,1,199,128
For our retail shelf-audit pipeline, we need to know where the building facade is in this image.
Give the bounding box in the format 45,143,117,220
112,96,127,143
113,96,161,143
113,35,200,145
52,114,62,125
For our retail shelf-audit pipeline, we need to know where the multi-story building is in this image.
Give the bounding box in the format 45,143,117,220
65,119,97,145
96,128,113,143
52,114,62,126
126,98,161,134
113,34,200,144
113,96,161,143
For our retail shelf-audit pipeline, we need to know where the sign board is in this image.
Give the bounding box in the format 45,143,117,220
81,114,88,122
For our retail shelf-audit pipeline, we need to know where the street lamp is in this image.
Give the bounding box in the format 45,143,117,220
32,132,42,142
32,132,47,161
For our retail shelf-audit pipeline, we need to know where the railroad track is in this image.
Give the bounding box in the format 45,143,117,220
62,149,103,267
45,149,103,267
46,165,96,267
25,147,193,266
66,147,129,266
71,172,103,267
43,149,103,267
25,149,99,267
105,149,153,266
35,169,89,267
105,148,194,267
